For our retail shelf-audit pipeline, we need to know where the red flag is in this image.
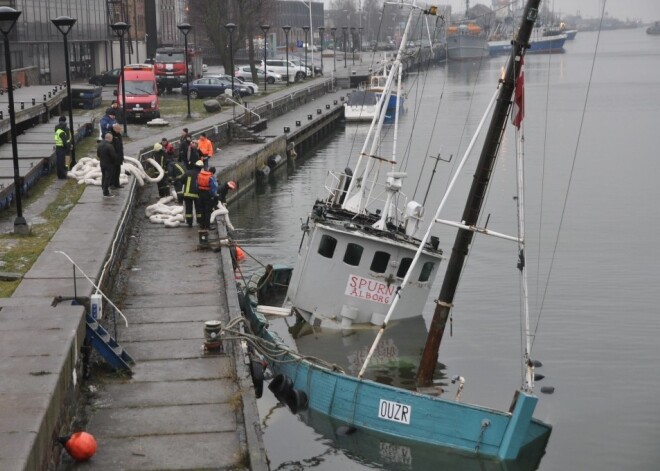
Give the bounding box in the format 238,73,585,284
512,56,524,129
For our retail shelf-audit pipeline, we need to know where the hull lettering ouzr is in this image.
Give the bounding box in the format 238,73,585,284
378,399,411,424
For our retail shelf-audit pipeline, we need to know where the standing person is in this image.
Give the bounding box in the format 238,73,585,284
217,180,237,205
168,159,187,203
178,128,191,165
197,132,214,169
110,100,124,125
53,116,71,179
161,137,175,158
207,166,219,210
186,139,200,169
196,166,215,230
97,133,117,198
110,123,124,189
182,160,203,227
99,108,117,141
152,143,170,197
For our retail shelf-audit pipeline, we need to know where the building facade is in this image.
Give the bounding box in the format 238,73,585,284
0,0,188,85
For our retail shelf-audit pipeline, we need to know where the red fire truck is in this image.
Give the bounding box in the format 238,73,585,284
153,46,203,93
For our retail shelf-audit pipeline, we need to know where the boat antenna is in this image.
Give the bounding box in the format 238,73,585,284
416,0,541,387
421,151,451,207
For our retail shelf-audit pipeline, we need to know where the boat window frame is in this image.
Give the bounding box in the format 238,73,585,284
318,234,338,259
370,251,390,273
343,243,364,266
418,261,434,282
396,257,413,278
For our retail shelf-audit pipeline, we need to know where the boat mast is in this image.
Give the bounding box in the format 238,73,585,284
416,0,541,387
341,1,417,215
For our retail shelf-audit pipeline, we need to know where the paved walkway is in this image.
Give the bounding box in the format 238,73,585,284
0,75,347,470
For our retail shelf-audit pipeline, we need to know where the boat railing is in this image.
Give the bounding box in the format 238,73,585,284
324,170,409,218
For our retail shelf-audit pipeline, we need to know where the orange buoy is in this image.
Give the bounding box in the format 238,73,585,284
59,431,97,462
236,246,246,261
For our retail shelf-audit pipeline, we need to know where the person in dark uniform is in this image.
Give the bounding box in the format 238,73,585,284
152,142,171,197
53,116,71,179
217,180,237,204
110,123,124,189
97,133,117,197
196,166,218,230
182,160,203,227
168,159,187,203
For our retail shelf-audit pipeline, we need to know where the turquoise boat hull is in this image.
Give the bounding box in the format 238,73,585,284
239,292,552,461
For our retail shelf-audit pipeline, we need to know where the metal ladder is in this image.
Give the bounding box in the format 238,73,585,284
85,313,134,372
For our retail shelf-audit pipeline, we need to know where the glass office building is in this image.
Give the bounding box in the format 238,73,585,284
0,0,111,84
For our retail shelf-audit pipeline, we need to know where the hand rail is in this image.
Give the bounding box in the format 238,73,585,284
224,96,261,121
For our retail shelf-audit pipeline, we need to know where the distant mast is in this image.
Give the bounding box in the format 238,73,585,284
416,0,542,386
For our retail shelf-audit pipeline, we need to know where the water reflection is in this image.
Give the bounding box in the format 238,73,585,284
289,316,448,390
300,409,550,471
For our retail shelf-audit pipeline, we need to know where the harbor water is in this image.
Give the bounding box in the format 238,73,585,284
229,28,660,470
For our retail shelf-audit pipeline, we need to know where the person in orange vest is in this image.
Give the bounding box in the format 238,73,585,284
197,132,214,169
197,166,218,230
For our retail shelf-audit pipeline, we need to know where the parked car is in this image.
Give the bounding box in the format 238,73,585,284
234,66,282,84
88,68,121,86
290,59,321,77
261,59,310,82
205,74,259,95
180,77,250,98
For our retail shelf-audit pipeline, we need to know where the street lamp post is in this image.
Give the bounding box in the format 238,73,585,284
224,23,235,117
342,26,348,69
331,27,336,73
110,22,130,136
51,16,77,170
298,1,314,76
0,7,26,233
359,26,363,63
177,23,192,119
260,24,270,93
350,27,356,65
318,26,324,75
301,26,309,79
282,25,291,85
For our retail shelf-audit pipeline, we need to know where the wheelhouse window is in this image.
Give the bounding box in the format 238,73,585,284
396,258,413,278
343,243,364,266
318,235,337,258
419,262,435,282
370,251,390,273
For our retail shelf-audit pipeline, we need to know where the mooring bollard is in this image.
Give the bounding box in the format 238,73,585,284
203,320,223,352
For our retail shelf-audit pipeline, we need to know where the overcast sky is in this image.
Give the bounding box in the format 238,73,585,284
327,1,660,21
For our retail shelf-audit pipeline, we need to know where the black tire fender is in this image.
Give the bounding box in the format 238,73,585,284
249,360,264,398
268,373,293,401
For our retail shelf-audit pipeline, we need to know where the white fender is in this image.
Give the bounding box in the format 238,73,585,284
124,165,145,186
145,204,159,217
124,156,144,172
163,218,180,228
158,196,174,205
143,157,164,183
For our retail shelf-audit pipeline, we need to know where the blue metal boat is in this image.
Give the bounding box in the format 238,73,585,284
490,33,567,56
230,0,552,462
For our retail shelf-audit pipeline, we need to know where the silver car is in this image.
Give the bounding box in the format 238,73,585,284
204,73,260,95
234,66,283,84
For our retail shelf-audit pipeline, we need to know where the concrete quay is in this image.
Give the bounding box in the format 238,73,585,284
0,83,96,210
0,76,350,470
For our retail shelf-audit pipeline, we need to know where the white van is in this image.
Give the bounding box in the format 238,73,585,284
261,59,311,82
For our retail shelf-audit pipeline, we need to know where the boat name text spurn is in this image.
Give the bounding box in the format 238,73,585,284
378,399,411,424
345,275,395,304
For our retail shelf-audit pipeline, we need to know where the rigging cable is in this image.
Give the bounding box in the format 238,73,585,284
531,1,608,352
